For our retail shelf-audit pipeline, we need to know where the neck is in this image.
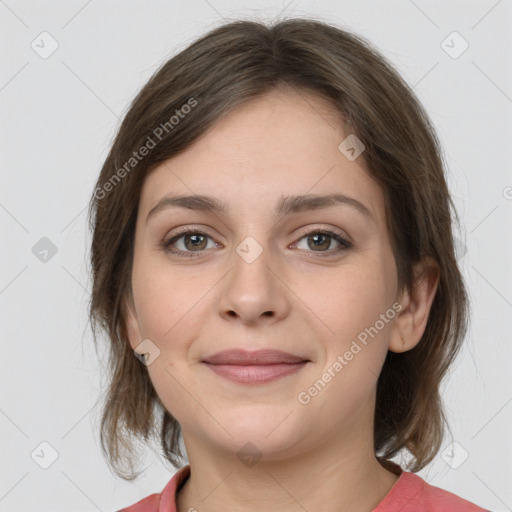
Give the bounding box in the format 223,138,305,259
176,429,400,512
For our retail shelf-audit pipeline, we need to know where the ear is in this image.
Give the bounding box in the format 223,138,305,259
122,290,143,353
388,255,440,353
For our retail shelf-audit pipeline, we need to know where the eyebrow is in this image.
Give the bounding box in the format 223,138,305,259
146,193,375,224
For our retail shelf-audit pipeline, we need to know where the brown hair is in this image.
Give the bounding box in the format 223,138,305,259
87,17,469,480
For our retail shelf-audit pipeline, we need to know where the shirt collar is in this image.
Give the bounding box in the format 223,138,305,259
159,464,191,512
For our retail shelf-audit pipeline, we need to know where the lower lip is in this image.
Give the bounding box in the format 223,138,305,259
203,362,308,384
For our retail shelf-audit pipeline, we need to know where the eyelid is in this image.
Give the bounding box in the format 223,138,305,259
163,223,351,243
161,225,221,245
161,224,352,257
293,224,352,244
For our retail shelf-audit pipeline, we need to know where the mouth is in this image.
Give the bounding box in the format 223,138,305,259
202,349,310,385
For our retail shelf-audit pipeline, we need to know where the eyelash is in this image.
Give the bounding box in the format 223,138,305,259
160,228,352,259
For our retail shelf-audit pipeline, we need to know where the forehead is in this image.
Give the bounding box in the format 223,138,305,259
138,88,385,227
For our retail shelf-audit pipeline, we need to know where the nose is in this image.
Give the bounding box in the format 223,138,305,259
217,237,291,326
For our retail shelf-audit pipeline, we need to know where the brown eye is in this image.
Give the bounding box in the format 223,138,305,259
181,233,208,251
306,233,331,251
294,230,351,256
162,230,217,257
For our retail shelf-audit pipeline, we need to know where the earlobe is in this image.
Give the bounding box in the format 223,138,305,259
388,256,440,353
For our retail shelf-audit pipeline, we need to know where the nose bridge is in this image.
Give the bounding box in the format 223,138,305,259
231,232,274,294
218,231,288,322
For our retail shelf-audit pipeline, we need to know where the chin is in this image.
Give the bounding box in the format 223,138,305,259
200,411,310,461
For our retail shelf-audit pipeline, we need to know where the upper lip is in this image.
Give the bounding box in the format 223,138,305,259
202,349,309,365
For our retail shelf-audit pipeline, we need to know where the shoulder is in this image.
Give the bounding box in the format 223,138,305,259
409,472,490,511
116,465,191,512
375,471,490,511
117,492,161,512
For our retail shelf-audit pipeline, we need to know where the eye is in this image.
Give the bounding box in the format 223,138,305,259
161,229,219,258
160,227,352,259
292,229,352,257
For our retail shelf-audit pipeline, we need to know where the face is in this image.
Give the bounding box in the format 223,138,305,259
124,87,403,460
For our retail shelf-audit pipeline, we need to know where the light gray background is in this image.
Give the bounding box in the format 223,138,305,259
1,1,511,511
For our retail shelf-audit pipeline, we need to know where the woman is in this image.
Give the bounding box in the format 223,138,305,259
88,17,489,511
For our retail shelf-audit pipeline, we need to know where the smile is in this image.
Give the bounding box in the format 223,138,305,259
202,361,309,384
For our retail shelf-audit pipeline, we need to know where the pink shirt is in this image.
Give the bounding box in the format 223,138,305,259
118,465,490,511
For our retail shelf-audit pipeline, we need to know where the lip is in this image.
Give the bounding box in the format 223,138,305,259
202,349,308,365
202,349,310,384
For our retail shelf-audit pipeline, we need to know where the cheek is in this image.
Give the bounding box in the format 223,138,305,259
303,261,394,396
132,267,208,423
299,266,393,419
132,258,208,340
300,260,392,335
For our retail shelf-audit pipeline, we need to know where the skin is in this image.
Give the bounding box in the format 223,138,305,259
123,86,440,512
